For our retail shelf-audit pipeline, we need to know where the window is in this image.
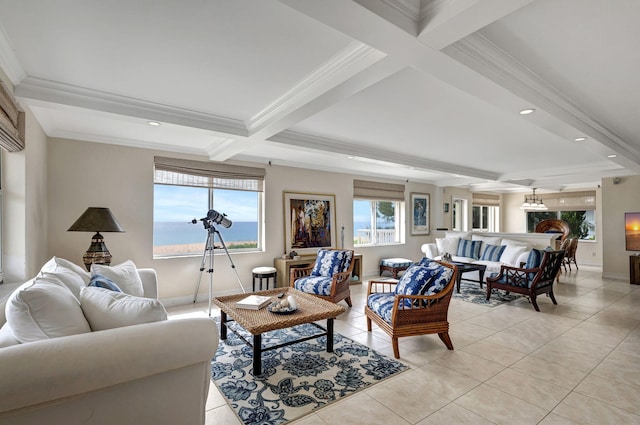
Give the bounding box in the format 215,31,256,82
354,200,403,245
153,157,264,257
472,205,499,232
353,180,405,247
527,211,596,240
525,190,596,240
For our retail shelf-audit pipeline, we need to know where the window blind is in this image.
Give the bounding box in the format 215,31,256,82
472,193,500,207
353,179,405,201
540,190,596,211
0,81,24,152
154,156,265,192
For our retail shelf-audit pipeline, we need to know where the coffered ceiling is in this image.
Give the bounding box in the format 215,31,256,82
1,0,638,193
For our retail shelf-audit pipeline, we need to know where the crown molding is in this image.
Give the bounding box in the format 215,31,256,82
48,129,207,156
270,129,499,181
15,77,247,137
246,41,384,135
447,33,640,164
0,24,26,85
419,0,451,23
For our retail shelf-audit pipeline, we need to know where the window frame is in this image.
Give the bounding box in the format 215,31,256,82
353,199,404,247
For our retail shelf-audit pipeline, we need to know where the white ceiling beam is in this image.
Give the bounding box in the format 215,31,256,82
417,0,534,50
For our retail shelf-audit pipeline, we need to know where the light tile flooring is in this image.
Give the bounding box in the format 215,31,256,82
167,266,640,425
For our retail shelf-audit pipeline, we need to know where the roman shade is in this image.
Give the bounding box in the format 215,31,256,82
0,81,24,152
353,179,405,201
472,193,500,207
539,190,596,211
154,156,265,192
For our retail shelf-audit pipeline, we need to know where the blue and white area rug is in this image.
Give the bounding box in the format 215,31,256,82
211,320,408,425
453,280,518,307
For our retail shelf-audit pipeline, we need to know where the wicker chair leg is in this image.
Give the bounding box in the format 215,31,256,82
345,296,352,307
392,337,400,359
438,332,454,350
366,317,372,332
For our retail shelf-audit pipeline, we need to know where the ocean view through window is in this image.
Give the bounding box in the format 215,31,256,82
153,157,265,258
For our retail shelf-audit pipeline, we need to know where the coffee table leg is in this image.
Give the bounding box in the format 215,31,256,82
327,318,334,352
479,269,486,289
456,274,462,293
220,311,227,340
253,334,262,376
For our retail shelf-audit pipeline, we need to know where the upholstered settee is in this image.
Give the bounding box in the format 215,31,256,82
0,258,219,425
421,231,561,280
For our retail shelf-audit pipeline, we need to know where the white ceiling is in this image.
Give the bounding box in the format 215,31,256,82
1,0,638,194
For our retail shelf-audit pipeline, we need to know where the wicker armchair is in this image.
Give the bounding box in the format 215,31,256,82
486,249,565,311
365,261,458,359
562,238,579,271
290,249,355,306
534,219,570,243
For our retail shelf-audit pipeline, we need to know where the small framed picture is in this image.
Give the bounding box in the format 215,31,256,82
410,192,430,235
444,203,450,213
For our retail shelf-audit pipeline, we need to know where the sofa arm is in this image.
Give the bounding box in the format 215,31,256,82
421,243,438,258
138,268,158,298
0,318,218,414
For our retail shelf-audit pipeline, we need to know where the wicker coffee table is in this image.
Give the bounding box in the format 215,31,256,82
213,288,345,375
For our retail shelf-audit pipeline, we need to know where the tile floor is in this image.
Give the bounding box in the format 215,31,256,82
167,266,640,425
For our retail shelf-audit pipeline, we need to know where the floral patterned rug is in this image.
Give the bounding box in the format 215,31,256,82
211,320,408,425
453,279,518,307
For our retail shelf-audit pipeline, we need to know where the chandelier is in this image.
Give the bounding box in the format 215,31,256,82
520,188,548,210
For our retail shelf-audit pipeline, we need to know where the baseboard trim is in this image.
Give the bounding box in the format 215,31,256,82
602,272,628,281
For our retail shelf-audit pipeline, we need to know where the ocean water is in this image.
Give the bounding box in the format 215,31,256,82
154,221,374,246
153,221,259,246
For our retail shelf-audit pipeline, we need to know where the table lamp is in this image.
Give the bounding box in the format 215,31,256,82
68,207,125,271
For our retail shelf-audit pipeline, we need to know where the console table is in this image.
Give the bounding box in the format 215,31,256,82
274,254,362,288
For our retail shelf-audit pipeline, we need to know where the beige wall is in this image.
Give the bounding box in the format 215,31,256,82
602,176,640,280
47,138,437,303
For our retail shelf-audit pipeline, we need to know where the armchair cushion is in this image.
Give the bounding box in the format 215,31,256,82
457,239,482,260
367,292,410,324
293,276,332,296
480,244,506,262
311,249,351,277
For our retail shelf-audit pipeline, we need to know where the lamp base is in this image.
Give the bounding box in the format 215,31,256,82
83,232,113,271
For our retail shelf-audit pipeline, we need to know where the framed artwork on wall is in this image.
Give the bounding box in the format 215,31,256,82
410,192,430,235
283,191,336,255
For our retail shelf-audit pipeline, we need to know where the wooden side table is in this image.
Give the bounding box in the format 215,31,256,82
630,255,640,285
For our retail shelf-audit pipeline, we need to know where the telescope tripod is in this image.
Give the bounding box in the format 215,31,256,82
193,224,245,316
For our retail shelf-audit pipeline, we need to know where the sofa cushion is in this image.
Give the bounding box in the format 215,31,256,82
79,287,167,331
39,268,86,300
89,274,123,292
445,231,472,240
500,244,529,266
6,277,91,343
480,244,506,262
0,323,20,347
311,249,348,277
436,237,460,256
91,260,144,296
457,239,482,260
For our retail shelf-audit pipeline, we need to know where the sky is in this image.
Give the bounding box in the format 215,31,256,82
153,185,258,222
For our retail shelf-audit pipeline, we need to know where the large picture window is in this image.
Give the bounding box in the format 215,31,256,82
525,190,596,241
153,157,264,257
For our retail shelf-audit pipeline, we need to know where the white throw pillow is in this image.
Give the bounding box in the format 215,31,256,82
436,237,460,256
40,256,90,284
6,278,91,343
91,260,144,297
500,244,529,266
40,268,86,300
80,287,167,331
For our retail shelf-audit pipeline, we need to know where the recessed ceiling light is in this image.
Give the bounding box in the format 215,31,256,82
148,121,161,126
574,137,587,142
519,108,536,115
608,154,617,158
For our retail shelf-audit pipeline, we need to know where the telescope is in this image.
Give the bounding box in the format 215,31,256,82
191,209,232,229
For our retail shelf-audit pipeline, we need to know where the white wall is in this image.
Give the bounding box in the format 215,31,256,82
47,138,437,303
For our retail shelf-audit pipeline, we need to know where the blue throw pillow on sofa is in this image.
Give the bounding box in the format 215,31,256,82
480,244,506,262
457,239,482,260
89,274,122,292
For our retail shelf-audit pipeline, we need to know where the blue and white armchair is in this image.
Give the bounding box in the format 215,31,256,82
290,249,355,306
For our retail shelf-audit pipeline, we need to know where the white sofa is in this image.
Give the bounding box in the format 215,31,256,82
421,231,561,279
0,260,219,425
